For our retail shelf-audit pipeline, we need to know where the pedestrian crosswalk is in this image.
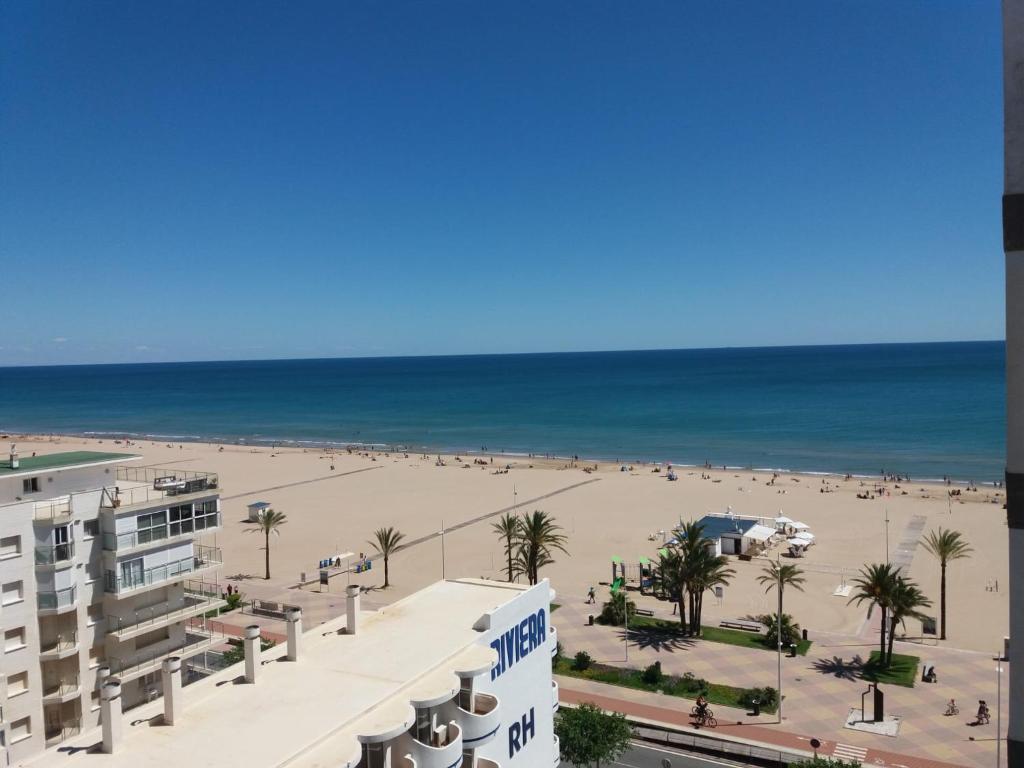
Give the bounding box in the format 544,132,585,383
832,743,869,762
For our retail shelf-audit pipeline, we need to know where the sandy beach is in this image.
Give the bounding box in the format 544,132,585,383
8,433,1010,654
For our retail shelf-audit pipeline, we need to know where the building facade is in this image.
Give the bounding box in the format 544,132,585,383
0,450,224,763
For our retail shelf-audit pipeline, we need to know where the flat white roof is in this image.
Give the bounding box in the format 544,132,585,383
744,524,777,542
26,578,530,768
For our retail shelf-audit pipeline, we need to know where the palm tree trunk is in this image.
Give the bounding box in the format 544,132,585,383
879,605,887,662
939,562,947,640
887,616,897,665
264,530,271,579
677,591,686,629
384,555,390,588
506,537,513,582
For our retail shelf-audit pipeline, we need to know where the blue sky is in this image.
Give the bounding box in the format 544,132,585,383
0,1,1004,365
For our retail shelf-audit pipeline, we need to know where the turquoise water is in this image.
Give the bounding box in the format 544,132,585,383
0,342,1005,481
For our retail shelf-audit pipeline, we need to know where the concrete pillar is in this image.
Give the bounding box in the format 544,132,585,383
161,656,182,725
285,608,302,661
100,679,122,754
243,625,261,684
346,585,360,635
1003,3,1024,763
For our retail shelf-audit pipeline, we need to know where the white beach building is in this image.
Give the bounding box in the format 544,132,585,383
20,577,560,768
0,449,225,762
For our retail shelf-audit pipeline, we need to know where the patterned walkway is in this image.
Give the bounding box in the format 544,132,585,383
555,598,1008,767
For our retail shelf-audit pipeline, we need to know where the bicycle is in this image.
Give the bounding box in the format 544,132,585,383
944,703,959,716
690,706,717,728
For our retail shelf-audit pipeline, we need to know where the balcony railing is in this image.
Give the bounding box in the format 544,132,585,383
40,631,79,657
102,512,221,551
38,585,77,611
33,497,72,522
44,717,81,747
42,676,81,701
104,545,222,594
106,581,225,638
35,540,75,566
100,466,218,509
108,627,225,680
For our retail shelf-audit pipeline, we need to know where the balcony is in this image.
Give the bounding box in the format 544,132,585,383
456,692,500,749
107,582,227,641
108,626,225,682
40,631,79,661
44,717,81,747
407,722,463,768
35,541,75,569
104,544,223,595
102,512,221,554
33,497,72,523
42,676,81,704
38,585,77,614
100,466,218,511
551,680,559,713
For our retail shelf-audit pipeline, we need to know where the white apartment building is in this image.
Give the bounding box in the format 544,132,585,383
0,449,224,764
20,577,560,768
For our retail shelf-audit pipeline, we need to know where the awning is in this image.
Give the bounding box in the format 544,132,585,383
787,538,807,547
790,521,810,530
639,557,650,566
794,531,815,541
611,556,622,563
774,515,793,525
744,524,776,542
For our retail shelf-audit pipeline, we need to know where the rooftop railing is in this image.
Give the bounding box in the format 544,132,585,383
108,627,225,679
101,511,221,551
103,545,222,594
33,497,72,522
100,466,219,510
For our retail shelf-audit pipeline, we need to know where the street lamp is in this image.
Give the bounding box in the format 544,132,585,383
777,553,784,724
997,651,1004,768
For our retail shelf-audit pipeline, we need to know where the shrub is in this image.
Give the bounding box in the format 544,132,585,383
223,592,244,612
677,672,709,695
598,592,637,626
572,651,593,671
222,636,277,666
552,641,564,666
789,758,861,768
756,613,801,647
737,686,778,709
641,661,663,685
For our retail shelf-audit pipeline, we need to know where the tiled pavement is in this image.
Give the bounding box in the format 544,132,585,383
554,598,1009,768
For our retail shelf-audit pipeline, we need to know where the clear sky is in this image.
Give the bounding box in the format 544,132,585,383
0,1,1004,365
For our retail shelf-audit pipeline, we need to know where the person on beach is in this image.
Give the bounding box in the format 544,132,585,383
586,587,596,604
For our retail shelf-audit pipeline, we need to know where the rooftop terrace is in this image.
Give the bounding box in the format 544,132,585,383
25,578,534,768
0,451,139,477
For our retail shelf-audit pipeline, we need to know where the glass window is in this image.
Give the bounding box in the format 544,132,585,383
169,505,193,537
136,511,167,544
83,519,100,538
120,558,144,589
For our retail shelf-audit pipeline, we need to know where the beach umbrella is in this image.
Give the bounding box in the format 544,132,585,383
794,531,815,541
774,515,794,525
790,521,810,530
787,538,806,547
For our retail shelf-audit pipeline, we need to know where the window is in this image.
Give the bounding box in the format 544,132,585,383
2,580,23,606
193,500,219,532
136,511,167,544
4,627,26,653
169,505,193,537
83,519,100,538
119,558,144,589
22,477,40,493
7,671,28,697
10,716,30,743
0,535,20,558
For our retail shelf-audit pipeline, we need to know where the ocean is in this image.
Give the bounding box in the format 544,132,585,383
0,341,1005,481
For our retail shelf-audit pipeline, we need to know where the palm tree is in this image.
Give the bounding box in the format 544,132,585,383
515,510,569,585
848,563,899,663
368,527,406,588
757,562,806,596
756,612,801,648
492,512,522,582
656,549,687,629
674,521,734,636
920,528,972,640
245,507,287,580
886,576,932,664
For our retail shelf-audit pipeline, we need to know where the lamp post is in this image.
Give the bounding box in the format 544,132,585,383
777,553,784,724
998,651,1004,768
440,520,446,580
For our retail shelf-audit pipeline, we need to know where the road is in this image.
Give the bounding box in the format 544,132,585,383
568,741,743,768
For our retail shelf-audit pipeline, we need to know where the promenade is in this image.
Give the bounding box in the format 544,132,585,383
553,599,1009,768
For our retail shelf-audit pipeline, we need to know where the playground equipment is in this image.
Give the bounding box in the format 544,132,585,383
610,555,655,595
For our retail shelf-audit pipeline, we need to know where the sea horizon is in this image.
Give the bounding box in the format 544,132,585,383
0,340,1005,482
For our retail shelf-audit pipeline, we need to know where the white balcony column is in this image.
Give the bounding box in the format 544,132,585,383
243,625,261,684
161,656,183,725
100,679,123,754
346,585,360,635
286,608,302,661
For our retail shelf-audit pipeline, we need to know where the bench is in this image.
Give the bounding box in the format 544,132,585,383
251,599,299,620
634,608,654,617
719,619,764,633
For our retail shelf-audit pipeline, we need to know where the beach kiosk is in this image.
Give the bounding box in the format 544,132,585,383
247,501,272,521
